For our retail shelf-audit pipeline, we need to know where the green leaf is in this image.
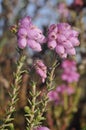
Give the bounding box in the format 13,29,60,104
24,106,31,114
8,123,14,130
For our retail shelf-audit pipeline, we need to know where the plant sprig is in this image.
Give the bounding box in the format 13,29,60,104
0,49,26,130
25,82,45,130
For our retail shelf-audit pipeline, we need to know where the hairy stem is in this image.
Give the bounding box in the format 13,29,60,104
0,50,25,130
41,59,58,117
30,84,36,130
26,83,36,130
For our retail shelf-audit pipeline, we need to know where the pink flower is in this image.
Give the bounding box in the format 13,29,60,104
62,40,73,49
69,37,80,46
18,28,28,37
28,25,45,44
57,34,67,42
48,40,57,49
56,85,75,95
62,71,79,83
48,24,58,33
48,84,75,105
35,60,47,83
58,2,69,18
27,39,42,52
67,87,75,95
34,126,50,130
66,47,76,55
19,16,32,28
17,16,45,50
18,38,27,49
48,91,59,102
48,31,57,40
62,60,76,71
56,45,65,56
70,30,79,37
61,60,80,83
47,23,80,58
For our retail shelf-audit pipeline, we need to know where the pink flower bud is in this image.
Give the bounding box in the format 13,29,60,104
48,24,58,33
61,59,80,83
48,91,59,101
57,34,67,42
66,47,76,55
48,40,57,49
70,37,80,46
18,28,27,37
34,60,47,83
27,39,42,52
19,16,32,28
62,40,73,49
48,32,57,40
56,45,65,55
28,25,45,44
18,38,27,49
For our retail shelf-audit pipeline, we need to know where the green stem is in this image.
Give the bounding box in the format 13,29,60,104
0,50,25,130
26,83,36,130
25,56,60,129
41,59,58,117
30,84,36,130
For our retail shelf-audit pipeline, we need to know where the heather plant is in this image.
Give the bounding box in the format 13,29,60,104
0,16,80,130
47,59,81,130
0,49,26,130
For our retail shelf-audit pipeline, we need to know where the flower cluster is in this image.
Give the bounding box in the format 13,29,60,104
34,126,50,130
48,85,75,104
61,59,80,83
15,16,80,130
17,16,45,51
34,60,47,83
47,23,80,58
